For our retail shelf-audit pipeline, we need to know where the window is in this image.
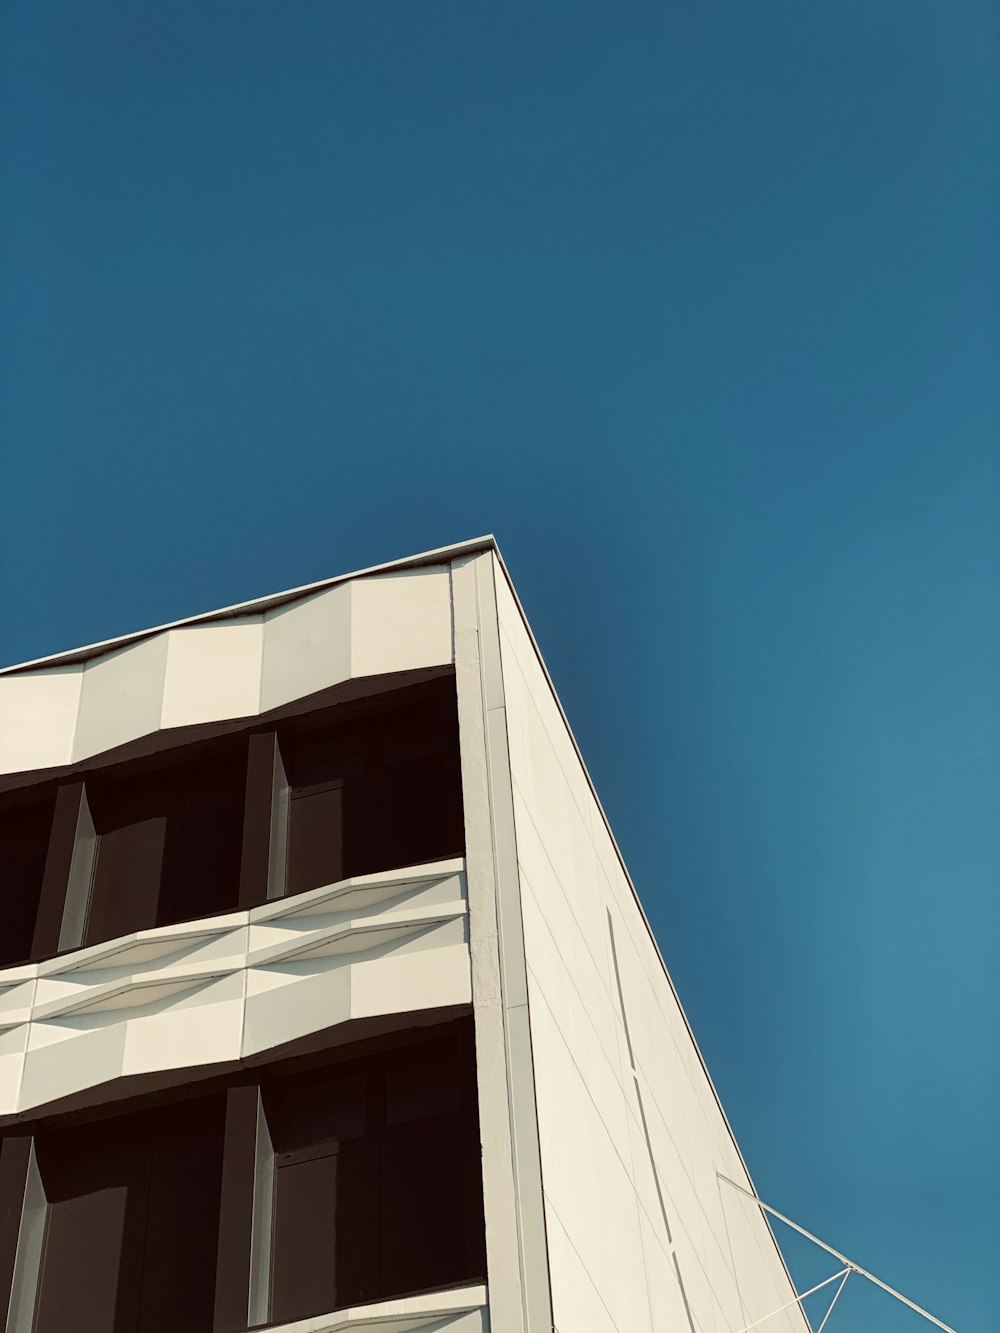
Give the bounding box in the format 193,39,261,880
283,678,464,896
264,1026,485,1323
0,1020,485,1333
30,1095,226,1333
0,792,53,967
0,672,465,967
83,748,246,946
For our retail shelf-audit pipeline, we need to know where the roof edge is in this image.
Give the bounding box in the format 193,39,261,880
0,535,497,676
482,544,803,1301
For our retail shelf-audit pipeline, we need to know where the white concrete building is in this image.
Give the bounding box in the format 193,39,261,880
0,538,807,1333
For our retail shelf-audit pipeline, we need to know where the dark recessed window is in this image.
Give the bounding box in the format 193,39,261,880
1,1022,483,1332
264,1027,485,1324
84,748,246,947
283,678,464,897
31,1094,226,1333
0,792,54,968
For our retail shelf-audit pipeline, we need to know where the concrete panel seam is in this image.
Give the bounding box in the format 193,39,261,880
542,1196,629,1333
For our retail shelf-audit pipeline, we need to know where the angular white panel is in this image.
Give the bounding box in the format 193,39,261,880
161,617,263,729
0,970,37,1026
0,665,83,775
32,973,222,1021
247,863,466,952
20,1021,129,1111
72,634,170,761
260,583,351,712
349,567,453,679
349,933,472,1020
530,995,652,1333
0,563,452,772
521,882,623,1129
122,972,246,1076
543,1206,619,1333
515,790,611,1007
0,858,471,1114
243,966,352,1057
265,1283,488,1333
0,1026,29,1117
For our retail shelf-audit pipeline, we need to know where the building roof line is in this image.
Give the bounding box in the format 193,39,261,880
484,541,803,1301
0,535,498,676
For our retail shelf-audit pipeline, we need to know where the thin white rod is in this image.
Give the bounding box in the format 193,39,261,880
734,1269,849,1333
717,1175,959,1333
814,1269,850,1333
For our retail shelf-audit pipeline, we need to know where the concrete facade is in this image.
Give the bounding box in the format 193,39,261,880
0,539,805,1333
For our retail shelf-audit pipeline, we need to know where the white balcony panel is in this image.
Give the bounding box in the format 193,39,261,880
263,1284,488,1333
349,567,453,680
160,617,263,729
0,861,470,1117
260,583,352,713
0,665,83,775
0,563,456,773
72,635,169,762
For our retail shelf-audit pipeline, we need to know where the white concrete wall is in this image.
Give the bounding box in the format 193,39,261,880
452,552,555,1333
493,558,808,1333
273,1285,488,1333
0,566,453,774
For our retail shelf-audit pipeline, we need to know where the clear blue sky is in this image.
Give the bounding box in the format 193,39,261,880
2,3,998,1329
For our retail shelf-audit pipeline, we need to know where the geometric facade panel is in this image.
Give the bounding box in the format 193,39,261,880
272,1286,487,1332
0,564,453,776
0,860,469,1118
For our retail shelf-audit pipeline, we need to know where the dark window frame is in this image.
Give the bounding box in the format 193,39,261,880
0,1018,485,1333
0,675,465,971
0,790,56,969
280,677,464,899
8,1093,228,1333
262,1033,483,1325
80,746,248,947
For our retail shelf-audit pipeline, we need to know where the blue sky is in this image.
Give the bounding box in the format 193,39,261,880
2,2,998,1328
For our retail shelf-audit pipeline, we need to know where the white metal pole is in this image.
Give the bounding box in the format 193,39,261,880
814,1268,850,1333
717,1175,959,1333
734,1268,849,1333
